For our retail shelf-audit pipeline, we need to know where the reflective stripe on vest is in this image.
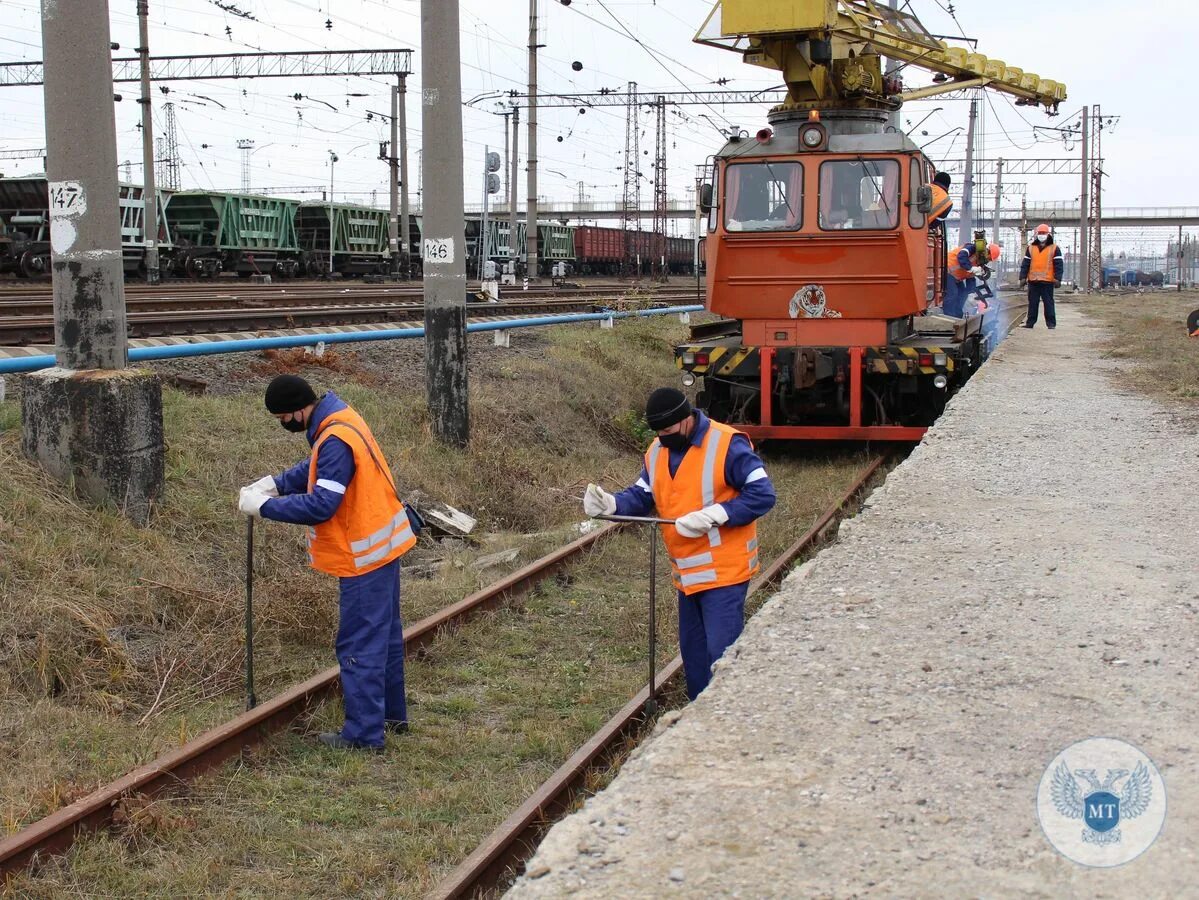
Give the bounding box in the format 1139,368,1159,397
645,419,761,595
947,245,974,281
1027,243,1057,282
929,185,952,220
305,406,415,577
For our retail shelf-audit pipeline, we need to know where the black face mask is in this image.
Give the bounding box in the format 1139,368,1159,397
280,416,307,433
659,432,691,452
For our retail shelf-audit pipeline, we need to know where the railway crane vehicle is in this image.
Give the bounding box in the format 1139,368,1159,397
677,0,1066,440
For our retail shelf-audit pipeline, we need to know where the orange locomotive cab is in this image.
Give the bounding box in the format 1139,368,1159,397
677,112,985,441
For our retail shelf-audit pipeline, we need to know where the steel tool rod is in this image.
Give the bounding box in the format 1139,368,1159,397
647,529,658,715
245,516,256,710
594,514,676,525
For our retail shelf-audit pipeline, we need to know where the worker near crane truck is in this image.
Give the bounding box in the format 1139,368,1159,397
238,375,418,752
583,388,777,701
944,240,1001,318
1019,223,1064,329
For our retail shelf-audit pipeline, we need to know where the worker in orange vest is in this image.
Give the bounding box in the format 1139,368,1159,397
929,172,953,226
1019,223,1064,329
944,241,1000,318
583,388,776,700
239,375,420,752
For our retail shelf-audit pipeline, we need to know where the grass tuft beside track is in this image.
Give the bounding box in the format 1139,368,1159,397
1078,288,1199,402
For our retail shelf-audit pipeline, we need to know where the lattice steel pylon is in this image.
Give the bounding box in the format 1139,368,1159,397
651,95,668,282
1085,104,1104,290
620,82,640,279
237,139,255,193
162,101,181,190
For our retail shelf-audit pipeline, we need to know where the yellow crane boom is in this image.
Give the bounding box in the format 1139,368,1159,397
696,0,1066,114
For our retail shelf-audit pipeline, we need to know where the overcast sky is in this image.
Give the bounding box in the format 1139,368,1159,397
1,0,1193,254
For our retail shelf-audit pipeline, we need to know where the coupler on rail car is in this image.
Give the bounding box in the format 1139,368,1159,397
674,317,985,442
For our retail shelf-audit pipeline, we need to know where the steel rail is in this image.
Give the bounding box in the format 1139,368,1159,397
0,288,697,316
0,522,622,877
0,293,696,345
431,454,890,899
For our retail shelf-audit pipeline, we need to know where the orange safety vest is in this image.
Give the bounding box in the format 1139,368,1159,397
929,184,953,221
947,245,976,281
1027,242,1057,282
645,420,760,595
306,406,415,577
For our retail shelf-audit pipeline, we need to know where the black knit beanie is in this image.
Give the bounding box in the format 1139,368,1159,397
933,171,951,189
645,387,692,431
264,374,317,414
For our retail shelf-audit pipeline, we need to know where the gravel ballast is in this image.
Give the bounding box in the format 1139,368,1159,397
507,303,1198,897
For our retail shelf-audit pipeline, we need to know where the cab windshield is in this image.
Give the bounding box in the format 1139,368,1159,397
723,161,803,232
819,159,900,230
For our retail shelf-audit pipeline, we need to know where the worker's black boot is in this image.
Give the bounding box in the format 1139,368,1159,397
385,720,410,735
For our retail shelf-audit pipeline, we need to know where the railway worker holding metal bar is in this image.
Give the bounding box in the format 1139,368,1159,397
944,240,1001,318
238,375,418,752
583,388,776,700
1019,223,1064,329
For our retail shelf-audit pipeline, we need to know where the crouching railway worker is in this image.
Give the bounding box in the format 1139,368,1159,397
584,388,776,700
238,375,417,752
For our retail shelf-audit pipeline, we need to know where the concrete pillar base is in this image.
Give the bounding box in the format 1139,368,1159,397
21,367,164,526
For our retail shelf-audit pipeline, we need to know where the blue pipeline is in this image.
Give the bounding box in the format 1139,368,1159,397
0,305,704,376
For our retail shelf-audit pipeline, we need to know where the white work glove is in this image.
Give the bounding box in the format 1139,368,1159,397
583,483,617,517
674,503,730,539
246,475,279,497
238,486,270,518
969,266,986,278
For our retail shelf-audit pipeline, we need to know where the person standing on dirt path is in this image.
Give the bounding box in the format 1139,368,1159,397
1019,222,1064,329
238,374,419,752
583,388,776,700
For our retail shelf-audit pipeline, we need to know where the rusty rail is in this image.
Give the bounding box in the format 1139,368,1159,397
0,522,621,877
431,455,889,898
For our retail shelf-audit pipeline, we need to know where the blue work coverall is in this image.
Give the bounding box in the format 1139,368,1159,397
943,246,977,318
613,412,777,700
260,392,407,747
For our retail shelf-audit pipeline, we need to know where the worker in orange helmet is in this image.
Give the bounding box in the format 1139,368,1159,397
944,241,1000,318
1019,223,1064,329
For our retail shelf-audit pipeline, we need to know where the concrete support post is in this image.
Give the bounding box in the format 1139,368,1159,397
389,80,400,275
399,73,411,279
956,97,978,248
136,0,160,283
420,0,469,447
526,0,539,279
26,0,164,525
509,105,520,274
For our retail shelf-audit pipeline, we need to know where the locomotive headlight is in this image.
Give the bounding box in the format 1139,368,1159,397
933,374,948,389
933,352,947,367
799,123,827,150
681,372,696,387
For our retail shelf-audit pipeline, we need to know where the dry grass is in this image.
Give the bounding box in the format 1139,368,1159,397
1078,288,1199,402
0,316,871,895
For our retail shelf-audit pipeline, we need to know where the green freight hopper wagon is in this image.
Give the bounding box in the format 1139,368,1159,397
166,191,300,278
0,176,171,278
479,219,575,276
296,201,390,277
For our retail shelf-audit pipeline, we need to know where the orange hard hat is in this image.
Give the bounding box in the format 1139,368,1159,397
1035,223,1051,235
988,243,1001,261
